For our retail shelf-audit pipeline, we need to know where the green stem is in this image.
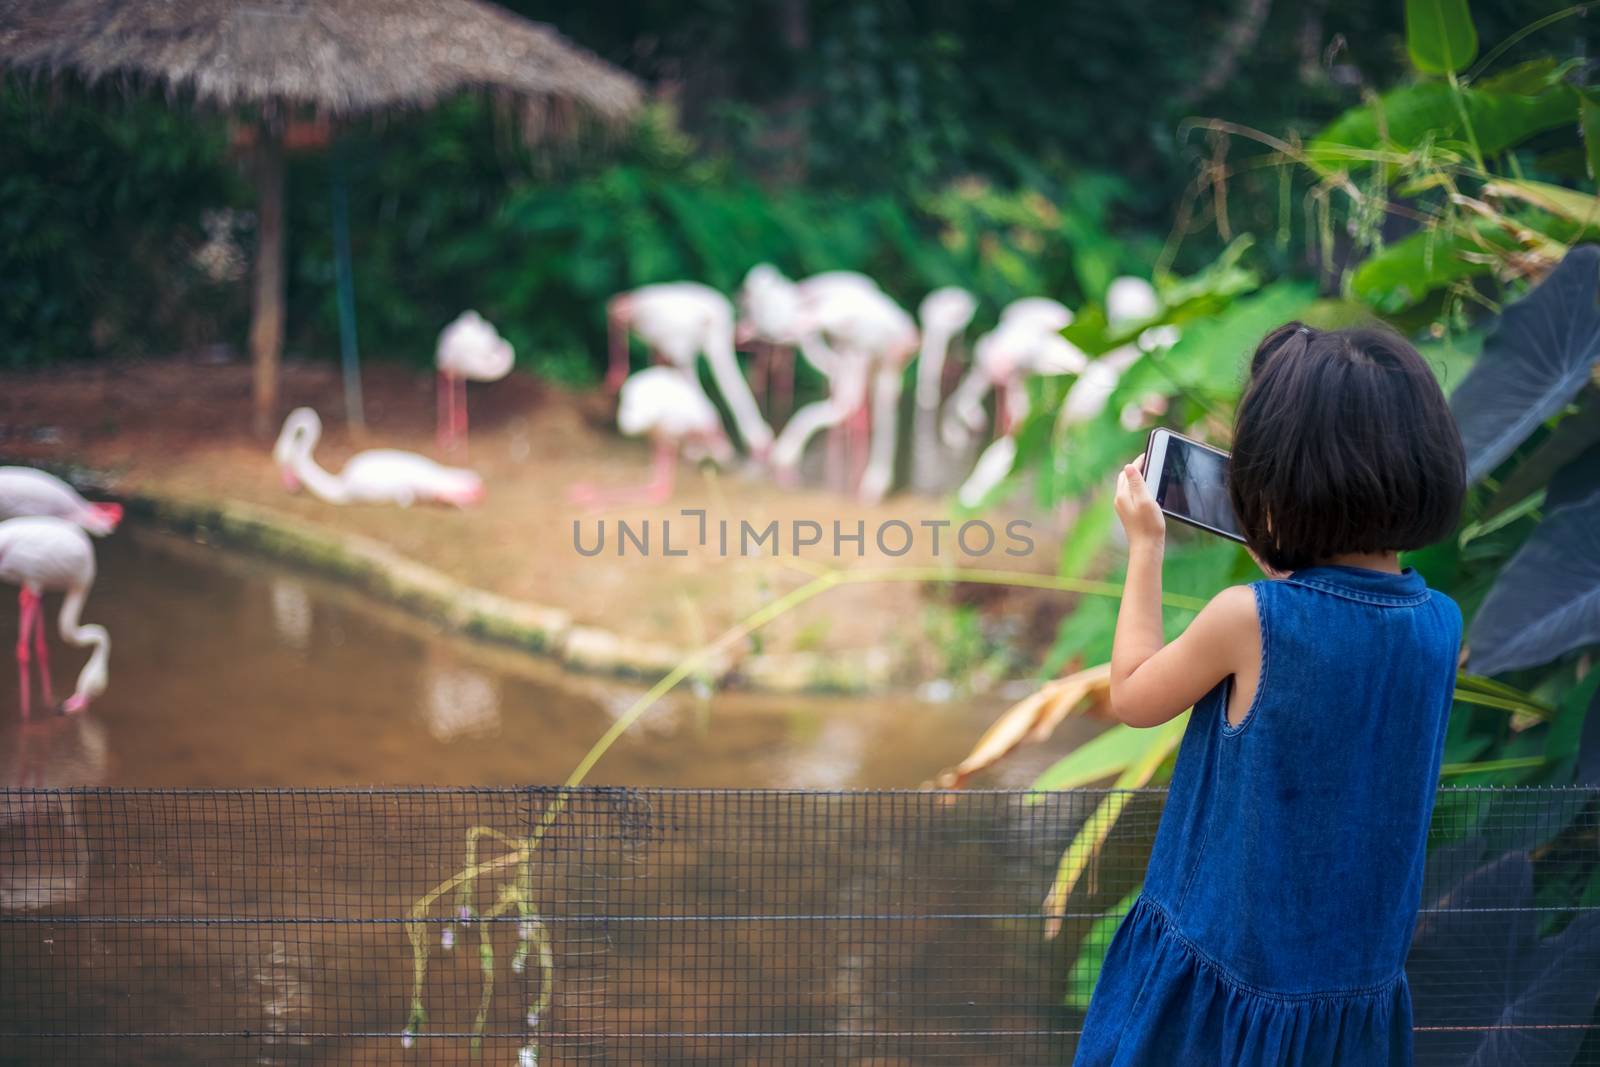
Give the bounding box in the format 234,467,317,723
1440,755,1546,777
1446,71,1485,172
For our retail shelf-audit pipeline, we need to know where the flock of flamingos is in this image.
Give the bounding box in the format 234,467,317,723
0,264,1174,719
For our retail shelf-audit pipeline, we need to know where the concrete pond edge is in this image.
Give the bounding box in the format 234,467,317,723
127,494,900,695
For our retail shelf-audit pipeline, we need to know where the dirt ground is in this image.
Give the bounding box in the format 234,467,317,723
0,355,1076,672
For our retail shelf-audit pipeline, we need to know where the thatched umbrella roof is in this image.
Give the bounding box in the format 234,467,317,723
0,0,644,434
0,0,641,130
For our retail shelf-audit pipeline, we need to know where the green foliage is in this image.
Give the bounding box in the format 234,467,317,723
1405,0,1479,75
0,84,243,366
1020,8,1600,804
266,95,1145,382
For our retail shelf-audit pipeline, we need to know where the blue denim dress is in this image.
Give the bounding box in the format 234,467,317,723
1074,566,1462,1066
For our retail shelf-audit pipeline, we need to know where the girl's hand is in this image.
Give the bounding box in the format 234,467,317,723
1115,458,1166,550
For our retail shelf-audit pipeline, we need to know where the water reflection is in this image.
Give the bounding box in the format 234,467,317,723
0,716,104,911
0,528,1099,789
268,575,314,652
417,655,501,741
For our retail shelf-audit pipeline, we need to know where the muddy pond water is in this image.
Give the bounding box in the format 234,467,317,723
0,527,1097,791
0,527,1108,1066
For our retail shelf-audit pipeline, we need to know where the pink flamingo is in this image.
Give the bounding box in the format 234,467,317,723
435,311,514,455
0,517,109,718
737,266,883,424
274,408,484,508
913,288,979,413
943,300,1087,451
569,366,734,507
0,468,123,536
769,284,918,503
605,283,773,456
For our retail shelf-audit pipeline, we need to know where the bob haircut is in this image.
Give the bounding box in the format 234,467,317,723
1228,322,1466,573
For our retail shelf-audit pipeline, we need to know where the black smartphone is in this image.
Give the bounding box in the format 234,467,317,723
1141,428,1247,543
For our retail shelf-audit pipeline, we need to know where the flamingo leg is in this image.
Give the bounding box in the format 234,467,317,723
749,341,769,410
605,298,631,394
455,377,470,459
32,596,52,709
16,588,37,720
848,396,871,493
450,376,463,453
825,418,845,492
773,345,795,425
437,370,452,453
645,440,678,504
775,362,866,491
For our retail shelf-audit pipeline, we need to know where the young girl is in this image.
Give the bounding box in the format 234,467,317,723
1073,323,1466,1066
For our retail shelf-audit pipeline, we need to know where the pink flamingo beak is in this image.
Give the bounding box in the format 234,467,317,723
88,503,123,533
61,693,89,715
281,468,302,492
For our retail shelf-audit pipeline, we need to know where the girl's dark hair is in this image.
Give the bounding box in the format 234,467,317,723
1228,322,1466,573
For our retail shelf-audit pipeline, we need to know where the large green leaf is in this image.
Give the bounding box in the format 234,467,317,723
1064,887,1140,1010
1350,224,1508,313
1483,178,1600,229
1311,81,1575,161
1405,0,1478,75
1468,471,1600,676
1123,280,1316,401
1410,853,1600,1067
1031,716,1188,793
1451,245,1600,482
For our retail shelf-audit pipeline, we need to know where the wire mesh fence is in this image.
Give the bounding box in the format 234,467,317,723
0,786,1595,1066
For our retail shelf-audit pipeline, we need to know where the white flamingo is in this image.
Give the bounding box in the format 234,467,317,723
943,302,1088,450
909,287,980,492
1058,277,1179,430
955,280,1172,506
605,283,772,455
273,408,484,508
570,366,734,507
951,320,1089,508
914,287,979,412
769,284,918,503
736,266,882,424
435,310,514,454
0,517,108,718
1105,276,1160,331
0,468,123,536
999,296,1074,332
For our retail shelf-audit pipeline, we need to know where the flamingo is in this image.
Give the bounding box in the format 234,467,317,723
1105,276,1160,331
0,517,109,718
768,284,918,503
950,317,1089,508
435,311,514,455
999,296,1074,333
605,282,772,456
0,468,123,536
570,366,734,507
943,303,1088,450
736,266,882,424
1058,284,1181,429
913,288,979,412
274,408,484,508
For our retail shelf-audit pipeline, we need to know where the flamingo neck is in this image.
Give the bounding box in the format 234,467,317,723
917,326,954,368
58,587,110,704
289,422,351,504
702,329,773,451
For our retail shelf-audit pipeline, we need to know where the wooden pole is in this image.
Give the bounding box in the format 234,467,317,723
331,142,366,434
250,130,286,437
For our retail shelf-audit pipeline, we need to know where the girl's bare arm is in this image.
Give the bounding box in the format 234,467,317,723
1109,460,1259,728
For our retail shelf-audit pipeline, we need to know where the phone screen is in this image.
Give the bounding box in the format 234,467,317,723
1151,435,1246,542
